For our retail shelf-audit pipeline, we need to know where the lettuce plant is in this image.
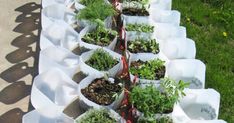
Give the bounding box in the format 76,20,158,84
126,23,154,33
128,39,159,54
130,59,165,80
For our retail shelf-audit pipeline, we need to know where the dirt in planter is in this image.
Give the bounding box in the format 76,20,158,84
82,32,116,47
72,46,90,55
130,60,165,80
81,78,122,105
122,8,149,16
72,72,87,84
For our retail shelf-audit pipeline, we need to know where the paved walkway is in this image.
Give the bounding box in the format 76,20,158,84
0,0,40,122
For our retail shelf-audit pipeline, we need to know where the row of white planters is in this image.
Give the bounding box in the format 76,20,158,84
22,0,226,122
24,67,226,123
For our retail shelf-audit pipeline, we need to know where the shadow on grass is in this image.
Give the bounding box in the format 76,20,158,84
0,2,41,123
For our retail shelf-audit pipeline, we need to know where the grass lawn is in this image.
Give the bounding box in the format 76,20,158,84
173,0,234,122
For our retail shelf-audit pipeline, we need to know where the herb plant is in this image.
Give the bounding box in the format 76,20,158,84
82,26,117,46
76,1,116,26
128,39,159,54
85,49,118,71
123,0,149,5
79,0,102,6
130,59,165,80
126,24,154,33
77,108,117,123
130,78,188,121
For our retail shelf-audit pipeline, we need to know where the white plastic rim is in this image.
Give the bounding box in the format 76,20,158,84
31,68,78,110
80,48,123,77
40,20,80,51
42,0,75,8
74,108,125,123
187,120,227,123
77,75,125,110
161,38,196,60
150,0,172,10
172,89,220,122
150,9,180,26
41,4,76,29
39,46,79,76
152,23,187,41
23,107,73,123
166,59,206,89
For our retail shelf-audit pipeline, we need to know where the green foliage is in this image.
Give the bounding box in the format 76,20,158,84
77,108,117,123
173,0,234,122
85,49,118,71
138,116,173,123
130,59,165,80
76,1,116,26
126,24,154,33
123,0,149,5
82,26,117,46
128,39,159,54
130,78,188,120
79,0,102,6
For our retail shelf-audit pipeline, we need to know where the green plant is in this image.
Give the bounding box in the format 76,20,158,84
130,59,165,80
173,0,234,122
123,0,149,5
130,78,188,121
126,24,154,33
128,39,159,54
138,116,173,123
82,26,117,46
77,108,117,123
79,0,102,6
85,49,118,71
76,1,116,26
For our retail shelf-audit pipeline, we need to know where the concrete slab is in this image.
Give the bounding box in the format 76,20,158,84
0,0,41,122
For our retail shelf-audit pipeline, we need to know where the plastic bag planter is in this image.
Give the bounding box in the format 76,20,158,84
160,38,196,60
23,107,73,123
166,59,206,89
40,21,80,51
152,23,187,41
42,4,76,29
79,26,118,51
121,7,180,26
128,53,169,86
172,89,221,122
74,0,111,10
31,68,78,110
122,17,154,41
74,108,125,123
42,0,74,8
77,75,124,110
187,120,227,123
149,0,172,10
149,8,181,25
39,46,79,76
80,48,122,77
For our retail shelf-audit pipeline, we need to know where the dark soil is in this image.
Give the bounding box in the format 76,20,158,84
81,78,122,105
72,46,90,55
122,8,149,16
130,60,165,80
72,72,87,84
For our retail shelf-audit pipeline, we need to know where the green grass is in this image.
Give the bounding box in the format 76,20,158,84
173,0,234,122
